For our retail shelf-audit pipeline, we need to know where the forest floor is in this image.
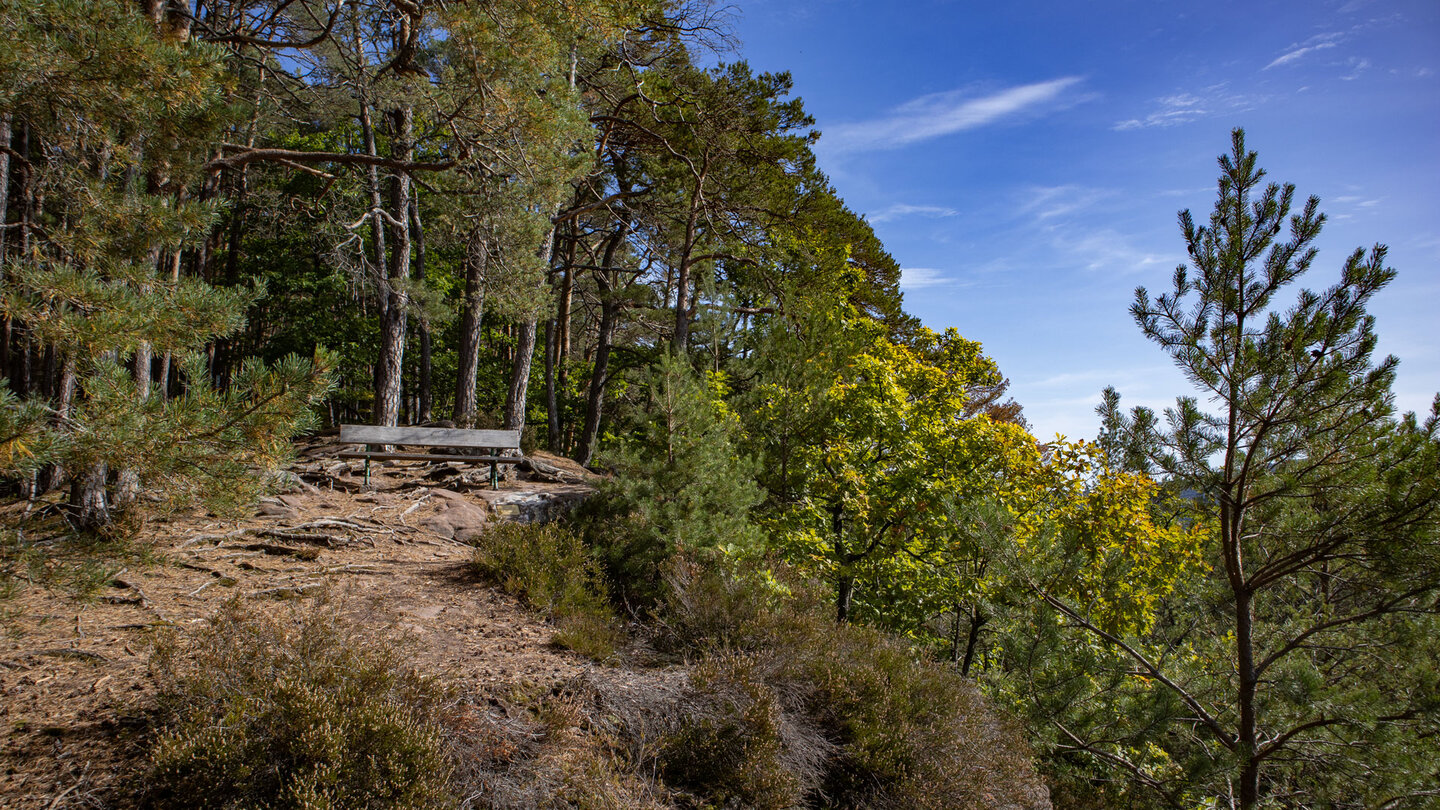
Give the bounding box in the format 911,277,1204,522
0,441,600,809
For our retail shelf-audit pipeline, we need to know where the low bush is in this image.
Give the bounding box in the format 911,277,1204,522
656,560,1051,810
660,651,824,809
469,522,623,659
143,595,453,810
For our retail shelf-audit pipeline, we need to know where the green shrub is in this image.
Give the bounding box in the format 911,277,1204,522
660,651,806,809
576,353,766,609
144,595,452,810
469,522,623,659
658,561,1050,810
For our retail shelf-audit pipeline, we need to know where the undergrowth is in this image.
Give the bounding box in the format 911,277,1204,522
469,521,624,659
143,593,453,810
649,558,1050,810
460,535,1049,808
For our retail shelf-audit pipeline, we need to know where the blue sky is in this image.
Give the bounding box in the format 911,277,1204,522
726,0,1440,441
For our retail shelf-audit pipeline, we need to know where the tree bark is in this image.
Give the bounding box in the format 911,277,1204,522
0,112,11,262
71,462,110,530
574,223,628,466
833,503,853,622
372,105,412,426
501,227,556,432
502,320,537,432
836,574,854,624
670,172,706,354
157,250,181,399
410,194,431,423
39,352,76,492
70,347,113,528
544,317,559,449
0,114,9,386
554,240,575,440
453,238,487,426
960,605,986,677
575,294,617,468
113,336,151,507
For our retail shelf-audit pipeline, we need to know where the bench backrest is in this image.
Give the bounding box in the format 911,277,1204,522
340,424,521,450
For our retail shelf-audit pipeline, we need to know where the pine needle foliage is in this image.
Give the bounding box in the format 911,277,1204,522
0,0,333,526
1068,129,1440,808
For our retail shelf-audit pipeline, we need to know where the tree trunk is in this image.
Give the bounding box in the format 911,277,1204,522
410,195,431,423
575,294,617,467
70,348,113,528
113,338,151,507
544,317,559,450
960,606,986,677
0,112,11,262
502,320,536,432
574,223,628,466
555,246,575,444
70,462,110,530
157,250,181,399
836,574,854,623
453,239,487,426
833,503,853,622
14,331,31,397
670,175,705,354
502,227,556,432
39,352,76,492
1236,583,1259,809
372,105,412,426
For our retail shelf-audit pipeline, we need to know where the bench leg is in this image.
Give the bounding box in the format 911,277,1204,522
489,461,499,490
364,457,371,488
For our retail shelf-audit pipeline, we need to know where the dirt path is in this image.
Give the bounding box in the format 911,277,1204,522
0,454,597,809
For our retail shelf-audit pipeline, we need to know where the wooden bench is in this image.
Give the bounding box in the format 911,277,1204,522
338,425,524,490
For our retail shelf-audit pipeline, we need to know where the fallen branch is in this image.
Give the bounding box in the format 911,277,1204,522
243,542,321,560
249,582,326,599
180,528,251,547
287,518,382,533
258,529,342,546
297,472,363,492
178,561,224,577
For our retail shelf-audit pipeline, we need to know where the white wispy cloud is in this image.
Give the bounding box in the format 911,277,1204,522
821,77,1085,154
1114,85,1259,131
1114,93,1208,131
867,203,960,224
1069,230,1176,274
1265,32,1344,70
898,267,954,291
1340,56,1371,80
1019,185,1113,220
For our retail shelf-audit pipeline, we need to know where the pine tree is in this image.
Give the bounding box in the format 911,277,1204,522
0,0,331,528
1085,130,1440,808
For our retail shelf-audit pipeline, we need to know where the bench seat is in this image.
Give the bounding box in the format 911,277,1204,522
338,424,523,489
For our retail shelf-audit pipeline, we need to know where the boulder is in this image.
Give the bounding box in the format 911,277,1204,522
418,500,490,543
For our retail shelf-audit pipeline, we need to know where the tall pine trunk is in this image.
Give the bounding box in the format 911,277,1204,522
39,352,75,492
373,105,412,426
453,238,487,426
502,321,536,431
501,227,556,432
575,224,628,466
544,317,559,449
670,177,705,354
410,195,431,423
